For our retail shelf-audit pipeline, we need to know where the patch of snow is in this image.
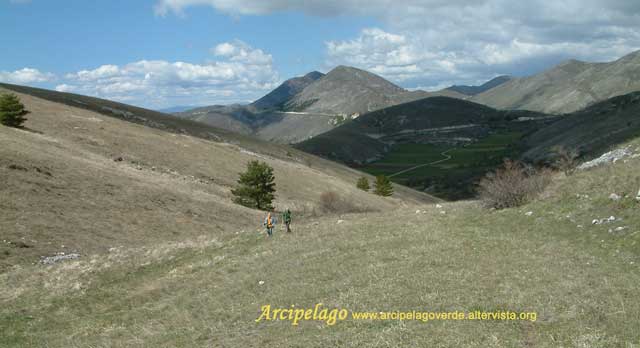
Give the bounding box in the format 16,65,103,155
578,147,632,170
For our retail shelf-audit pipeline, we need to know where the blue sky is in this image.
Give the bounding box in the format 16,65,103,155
2,0,640,109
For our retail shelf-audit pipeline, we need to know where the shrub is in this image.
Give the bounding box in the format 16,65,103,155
356,176,370,191
319,191,362,214
231,160,276,211
551,146,579,176
374,175,393,196
478,160,552,209
0,93,29,128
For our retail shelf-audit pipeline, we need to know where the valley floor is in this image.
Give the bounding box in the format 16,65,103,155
2,142,640,347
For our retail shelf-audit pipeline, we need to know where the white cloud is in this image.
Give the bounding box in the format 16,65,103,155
211,40,273,65
154,0,640,89
59,41,279,108
0,68,55,84
54,84,75,92
326,28,463,84
66,65,120,81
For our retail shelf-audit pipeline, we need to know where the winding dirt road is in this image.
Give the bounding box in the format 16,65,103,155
388,148,453,178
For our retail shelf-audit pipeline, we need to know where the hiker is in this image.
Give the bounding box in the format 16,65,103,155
264,212,277,237
283,209,292,233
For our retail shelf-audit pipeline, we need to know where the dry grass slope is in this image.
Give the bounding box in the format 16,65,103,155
1,86,639,348
0,87,436,271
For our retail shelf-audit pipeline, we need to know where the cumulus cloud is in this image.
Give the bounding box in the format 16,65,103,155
155,0,640,89
59,41,279,108
211,40,273,65
0,68,55,84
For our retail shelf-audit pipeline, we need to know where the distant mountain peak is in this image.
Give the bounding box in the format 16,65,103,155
284,65,409,115
250,71,324,111
557,58,587,67
446,75,512,96
304,71,324,79
473,49,640,114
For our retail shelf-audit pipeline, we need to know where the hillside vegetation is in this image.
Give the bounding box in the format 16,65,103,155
523,92,640,162
0,86,435,271
2,135,639,347
297,97,558,199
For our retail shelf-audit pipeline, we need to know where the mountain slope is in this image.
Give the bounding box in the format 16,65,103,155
296,96,551,164
523,91,640,161
4,138,640,346
176,66,469,143
286,66,427,115
0,83,437,270
175,71,335,144
446,75,512,96
473,50,640,114
251,71,324,110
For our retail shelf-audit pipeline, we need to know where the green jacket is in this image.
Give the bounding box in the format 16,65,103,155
283,211,291,223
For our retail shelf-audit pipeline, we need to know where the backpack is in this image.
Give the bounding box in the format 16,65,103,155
264,215,277,227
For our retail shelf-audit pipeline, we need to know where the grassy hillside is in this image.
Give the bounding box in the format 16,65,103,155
297,97,556,199
523,91,640,162
2,137,639,347
360,132,525,199
0,86,436,271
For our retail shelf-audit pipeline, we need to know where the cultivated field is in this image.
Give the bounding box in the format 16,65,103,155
361,132,524,199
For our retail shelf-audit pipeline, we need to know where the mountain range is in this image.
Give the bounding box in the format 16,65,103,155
4,49,640,199
473,50,640,114
175,66,479,143
3,52,640,348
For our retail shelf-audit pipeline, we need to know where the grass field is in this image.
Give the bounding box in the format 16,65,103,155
2,139,640,347
360,132,525,199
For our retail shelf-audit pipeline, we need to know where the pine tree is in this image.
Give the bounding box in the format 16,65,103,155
374,175,393,196
231,160,276,210
0,93,29,128
356,176,370,191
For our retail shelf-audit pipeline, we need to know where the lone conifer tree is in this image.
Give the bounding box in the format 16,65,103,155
231,160,276,210
356,176,370,191
374,175,393,196
0,93,29,128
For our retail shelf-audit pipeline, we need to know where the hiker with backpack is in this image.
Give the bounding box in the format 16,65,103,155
264,212,277,237
283,209,292,233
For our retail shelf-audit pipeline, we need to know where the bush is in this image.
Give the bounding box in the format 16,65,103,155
552,146,579,176
478,160,552,209
231,160,276,211
0,93,29,128
319,191,362,214
374,175,393,196
356,176,370,191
